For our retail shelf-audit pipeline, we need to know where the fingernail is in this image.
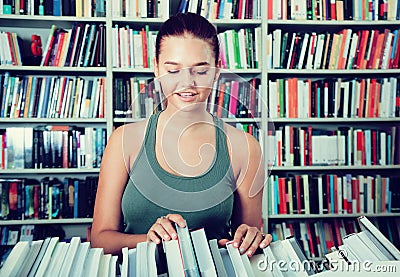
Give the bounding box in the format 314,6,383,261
155,239,160,244
260,242,265,248
247,250,252,256
180,221,186,227
239,247,245,253
171,233,177,239
234,242,239,247
164,234,170,240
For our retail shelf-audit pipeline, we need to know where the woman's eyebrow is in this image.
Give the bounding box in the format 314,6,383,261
163,61,210,66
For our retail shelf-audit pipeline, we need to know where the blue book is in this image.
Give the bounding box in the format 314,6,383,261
83,25,97,67
53,0,62,16
218,0,226,19
387,134,391,164
28,77,38,118
274,176,279,214
177,0,189,13
40,77,52,118
3,0,12,14
74,179,79,218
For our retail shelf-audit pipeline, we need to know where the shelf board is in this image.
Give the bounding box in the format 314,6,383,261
0,66,107,73
271,165,400,171
268,213,400,219
267,20,400,26
271,118,400,123
0,218,93,226
0,118,107,124
0,168,100,174
0,15,106,22
115,117,262,124
111,17,166,24
112,68,154,73
267,69,400,74
210,18,262,26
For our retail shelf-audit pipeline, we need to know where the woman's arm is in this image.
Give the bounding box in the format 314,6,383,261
90,126,147,255
222,131,272,256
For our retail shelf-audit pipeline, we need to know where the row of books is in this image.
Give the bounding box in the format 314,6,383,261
271,216,400,260
218,27,261,70
235,122,260,140
267,0,400,21
267,28,400,70
267,174,400,215
208,77,261,119
0,31,23,66
112,24,157,69
0,0,106,17
268,126,399,167
0,126,106,169
177,0,262,20
111,0,169,18
113,77,163,119
1,216,399,276
0,176,98,221
0,73,106,119
268,77,400,119
40,23,106,67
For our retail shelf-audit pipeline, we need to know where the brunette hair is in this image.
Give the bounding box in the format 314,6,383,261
155,12,219,65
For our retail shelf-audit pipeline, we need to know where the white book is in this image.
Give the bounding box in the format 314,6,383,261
226,242,248,277
238,29,248,69
0,241,30,277
208,239,228,277
176,224,200,276
343,233,381,262
109,255,119,277
98,253,112,277
81,247,104,277
190,228,217,277
33,236,60,277
285,32,296,69
298,33,309,69
306,33,317,69
44,241,69,277
164,239,185,277
313,33,325,69
16,239,44,277
240,253,256,277
69,241,90,277
133,31,143,68
136,242,148,276
59,236,81,277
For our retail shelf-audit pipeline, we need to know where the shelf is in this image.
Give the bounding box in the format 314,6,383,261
267,20,400,26
0,15,106,22
112,68,154,73
269,213,400,219
115,117,262,124
271,118,400,123
271,165,400,171
112,17,166,24
267,69,400,75
0,118,107,124
210,18,262,27
0,218,93,226
0,168,100,174
0,66,107,73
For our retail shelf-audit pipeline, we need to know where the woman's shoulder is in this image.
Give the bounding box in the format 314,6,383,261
222,121,260,149
108,118,151,152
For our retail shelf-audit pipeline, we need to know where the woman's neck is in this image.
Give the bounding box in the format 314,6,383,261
158,106,213,132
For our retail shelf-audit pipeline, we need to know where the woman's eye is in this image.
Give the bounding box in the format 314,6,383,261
196,70,208,75
168,70,179,74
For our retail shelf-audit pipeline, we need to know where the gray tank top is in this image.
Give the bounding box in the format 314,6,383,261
121,111,235,240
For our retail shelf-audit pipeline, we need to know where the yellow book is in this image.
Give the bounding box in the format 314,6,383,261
23,76,33,118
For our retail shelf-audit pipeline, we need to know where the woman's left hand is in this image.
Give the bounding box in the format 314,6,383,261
219,224,272,257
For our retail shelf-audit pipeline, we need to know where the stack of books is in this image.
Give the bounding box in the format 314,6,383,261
0,216,399,276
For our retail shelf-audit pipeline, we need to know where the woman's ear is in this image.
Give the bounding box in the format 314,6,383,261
214,59,222,82
153,57,159,78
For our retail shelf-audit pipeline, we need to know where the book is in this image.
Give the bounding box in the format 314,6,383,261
190,228,217,277
0,240,30,277
175,223,200,276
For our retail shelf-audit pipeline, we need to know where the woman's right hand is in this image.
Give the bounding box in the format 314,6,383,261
147,214,187,244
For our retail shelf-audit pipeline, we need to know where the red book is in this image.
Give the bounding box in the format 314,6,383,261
367,79,377,117
295,175,302,214
141,28,148,68
308,126,313,166
34,185,40,219
278,177,287,214
238,0,244,19
333,219,343,246
348,178,355,213
366,30,380,69
355,30,369,69
307,223,316,258
333,175,338,214
248,78,257,118
330,0,337,20
267,0,273,19
9,181,18,216
6,32,17,65
358,79,366,117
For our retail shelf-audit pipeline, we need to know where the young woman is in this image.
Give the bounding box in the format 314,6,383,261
91,12,272,257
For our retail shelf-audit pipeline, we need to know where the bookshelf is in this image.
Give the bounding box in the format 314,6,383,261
264,0,400,260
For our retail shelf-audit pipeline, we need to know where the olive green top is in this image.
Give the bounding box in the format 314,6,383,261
121,111,235,240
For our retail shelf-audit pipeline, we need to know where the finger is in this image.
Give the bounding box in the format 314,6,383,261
245,232,264,257
159,217,178,240
218,239,230,247
165,214,187,227
237,227,259,255
260,233,273,248
232,224,248,248
152,221,172,241
147,229,162,244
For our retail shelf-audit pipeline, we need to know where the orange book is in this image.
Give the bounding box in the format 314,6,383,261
377,29,390,69
372,33,385,69
216,82,226,118
337,29,348,69
268,0,273,19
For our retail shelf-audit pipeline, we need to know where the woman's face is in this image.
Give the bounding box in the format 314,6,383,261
154,35,219,112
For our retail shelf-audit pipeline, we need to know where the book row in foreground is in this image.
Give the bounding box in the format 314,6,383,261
1,216,400,276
